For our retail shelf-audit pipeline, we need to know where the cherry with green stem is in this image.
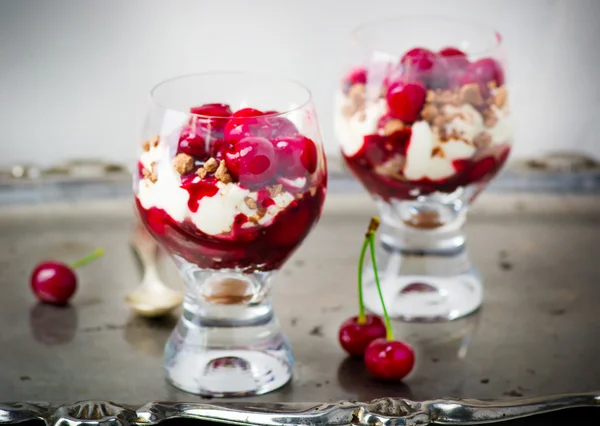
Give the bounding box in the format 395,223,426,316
30,248,105,305
338,217,386,356
363,223,416,380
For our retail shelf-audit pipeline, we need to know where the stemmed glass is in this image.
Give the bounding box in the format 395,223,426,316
334,17,513,322
134,72,327,396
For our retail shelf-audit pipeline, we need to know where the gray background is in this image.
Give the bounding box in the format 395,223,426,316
1,0,599,167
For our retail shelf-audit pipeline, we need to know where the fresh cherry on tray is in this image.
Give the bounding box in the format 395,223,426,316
30,248,104,305
337,217,415,380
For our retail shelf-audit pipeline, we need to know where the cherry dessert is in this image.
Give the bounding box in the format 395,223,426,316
136,105,326,272
337,46,512,202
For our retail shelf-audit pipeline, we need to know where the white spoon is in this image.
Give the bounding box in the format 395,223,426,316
125,224,183,318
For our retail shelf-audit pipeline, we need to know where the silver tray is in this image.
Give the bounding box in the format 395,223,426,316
1,174,599,425
1,393,599,426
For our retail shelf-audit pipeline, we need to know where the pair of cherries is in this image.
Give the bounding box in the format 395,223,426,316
337,218,415,380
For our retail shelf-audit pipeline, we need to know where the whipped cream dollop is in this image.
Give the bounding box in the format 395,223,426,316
334,92,387,157
136,139,294,236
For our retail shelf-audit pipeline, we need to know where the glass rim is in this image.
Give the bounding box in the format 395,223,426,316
149,71,313,119
351,14,502,57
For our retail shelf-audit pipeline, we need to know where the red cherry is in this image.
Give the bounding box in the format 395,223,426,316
31,262,77,305
177,125,207,158
399,48,444,87
386,80,427,123
190,103,233,118
224,109,272,144
275,134,318,178
190,103,233,136
342,67,368,92
400,47,437,74
364,338,415,380
232,107,264,118
267,116,298,138
464,58,504,87
439,47,470,70
344,67,367,85
224,136,278,188
338,314,387,357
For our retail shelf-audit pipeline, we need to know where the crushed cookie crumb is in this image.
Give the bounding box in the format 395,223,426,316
474,132,492,148
450,128,462,140
459,83,484,106
295,193,304,200
197,167,207,178
420,103,439,123
142,135,160,152
438,90,457,105
309,187,317,196
487,81,498,90
494,87,508,108
483,109,498,127
142,164,158,183
438,126,449,141
426,90,436,103
173,153,194,175
374,156,404,180
257,207,267,218
434,114,451,129
204,157,218,173
215,160,231,183
382,119,404,136
244,196,257,209
450,93,463,106
268,184,283,197
348,83,366,105
431,146,444,158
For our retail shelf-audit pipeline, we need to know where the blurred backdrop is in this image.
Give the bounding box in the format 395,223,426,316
0,0,599,168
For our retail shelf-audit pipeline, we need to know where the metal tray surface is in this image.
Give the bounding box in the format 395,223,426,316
0,192,599,424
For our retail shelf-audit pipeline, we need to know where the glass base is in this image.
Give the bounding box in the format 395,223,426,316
164,265,292,396
165,329,292,396
365,198,483,322
363,271,482,322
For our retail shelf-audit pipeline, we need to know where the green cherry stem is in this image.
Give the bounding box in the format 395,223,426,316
357,237,370,325
368,233,394,341
70,248,105,269
357,217,381,325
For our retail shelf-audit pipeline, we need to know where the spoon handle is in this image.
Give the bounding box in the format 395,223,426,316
130,222,164,287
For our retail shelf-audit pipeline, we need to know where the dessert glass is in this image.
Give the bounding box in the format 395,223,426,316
134,72,327,396
334,17,513,322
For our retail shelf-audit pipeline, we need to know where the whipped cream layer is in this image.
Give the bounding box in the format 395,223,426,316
136,137,294,236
